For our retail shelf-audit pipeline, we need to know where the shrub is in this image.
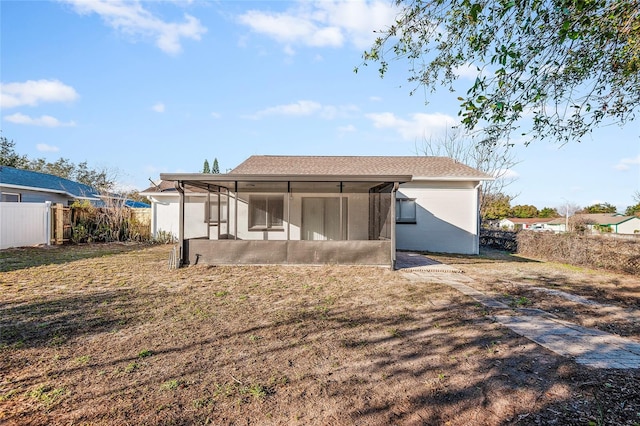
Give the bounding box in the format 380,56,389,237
70,199,151,243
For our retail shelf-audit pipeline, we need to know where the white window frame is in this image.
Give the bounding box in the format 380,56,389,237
396,198,416,224
249,195,284,231
204,198,228,224
1,192,21,202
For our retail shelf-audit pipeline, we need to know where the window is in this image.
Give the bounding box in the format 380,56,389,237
249,195,284,230
205,198,228,223
396,198,416,223
1,192,20,202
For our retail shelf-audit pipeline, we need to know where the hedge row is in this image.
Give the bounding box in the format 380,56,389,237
516,231,640,275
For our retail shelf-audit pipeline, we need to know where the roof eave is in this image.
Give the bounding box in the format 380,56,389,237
160,173,413,183
410,176,495,182
0,183,100,200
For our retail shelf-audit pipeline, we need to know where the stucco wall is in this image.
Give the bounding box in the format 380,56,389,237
616,218,640,234
147,181,482,254
149,194,208,239
396,181,480,254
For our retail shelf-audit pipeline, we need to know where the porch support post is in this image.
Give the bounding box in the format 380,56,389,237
206,185,211,240
175,181,186,266
217,188,221,240
339,181,343,240
234,181,238,240
390,182,399,270
287,181,291,241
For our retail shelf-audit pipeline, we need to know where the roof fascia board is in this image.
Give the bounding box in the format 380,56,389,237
0,182,99,199
411,176,495,182
139,191,207,197
160,173,413,183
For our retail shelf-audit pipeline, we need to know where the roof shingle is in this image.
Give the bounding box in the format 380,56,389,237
230,156,493,180
0,166,99,199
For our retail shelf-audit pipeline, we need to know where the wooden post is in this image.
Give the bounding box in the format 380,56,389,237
55,203,64,244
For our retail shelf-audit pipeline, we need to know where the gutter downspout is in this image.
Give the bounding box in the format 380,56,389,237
391,182,399,270
175,181,185,267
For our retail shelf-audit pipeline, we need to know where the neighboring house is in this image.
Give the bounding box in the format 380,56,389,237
0,166,100,205
144,155,493,268
545,217,568,233
571,213,640,235
499,217,555,231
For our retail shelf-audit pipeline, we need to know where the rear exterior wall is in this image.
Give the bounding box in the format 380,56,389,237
396,181,480,254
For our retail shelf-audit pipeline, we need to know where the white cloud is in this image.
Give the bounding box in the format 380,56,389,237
369,96,382,102
246,100,358,120
237,0,398,52
36,143,60,152
152,102,165,113
338,124,356,133
0,79,78,109
365,112,458,140
453,63,478,80
211,112,221,119
4,113,76,127
61,0,207,54
494,168,519,179
614,155,640,171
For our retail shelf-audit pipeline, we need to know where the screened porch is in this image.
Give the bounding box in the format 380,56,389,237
159,173,410,268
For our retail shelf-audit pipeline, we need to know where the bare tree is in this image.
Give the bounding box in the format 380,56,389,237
416,128,519,214
557,202,581,217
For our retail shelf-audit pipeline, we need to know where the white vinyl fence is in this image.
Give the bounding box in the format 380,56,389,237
0,202,51,249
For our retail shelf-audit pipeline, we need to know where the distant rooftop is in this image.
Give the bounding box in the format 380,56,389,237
0,166,100,199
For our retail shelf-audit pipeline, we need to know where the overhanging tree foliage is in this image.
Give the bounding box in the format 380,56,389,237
360,0,640,144
581,202,617,213
1,136,115,192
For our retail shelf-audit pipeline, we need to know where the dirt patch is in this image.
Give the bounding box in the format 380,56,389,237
1,244,639,425
428,248,640,339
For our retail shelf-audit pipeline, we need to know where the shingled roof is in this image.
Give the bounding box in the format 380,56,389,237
572,213,637,225
0,166,100,199
230,156,493,180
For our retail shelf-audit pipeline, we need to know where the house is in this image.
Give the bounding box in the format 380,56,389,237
0,166,100,205
545,217,568,233
143,156,493,268
571,213,640,235
0,166,150,208
498,217,555,231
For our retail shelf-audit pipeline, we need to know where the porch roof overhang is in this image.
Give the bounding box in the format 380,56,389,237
159,173,412,191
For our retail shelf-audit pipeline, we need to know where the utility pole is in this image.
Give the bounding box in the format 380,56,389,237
561,197,569,232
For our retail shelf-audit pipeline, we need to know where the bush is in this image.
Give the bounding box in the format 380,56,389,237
70,199,151,243
517,231,640,275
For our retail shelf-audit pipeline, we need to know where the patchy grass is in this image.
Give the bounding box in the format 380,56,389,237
0,244,638,425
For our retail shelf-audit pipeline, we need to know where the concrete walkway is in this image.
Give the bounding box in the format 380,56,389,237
402,262,640,369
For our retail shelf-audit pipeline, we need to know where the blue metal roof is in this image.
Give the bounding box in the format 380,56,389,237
0,166,100,199
124,200,150,208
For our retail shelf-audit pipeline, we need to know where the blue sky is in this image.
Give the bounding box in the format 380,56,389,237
1,0,639,212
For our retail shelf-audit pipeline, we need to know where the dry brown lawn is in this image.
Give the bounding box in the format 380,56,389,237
1,244,639,425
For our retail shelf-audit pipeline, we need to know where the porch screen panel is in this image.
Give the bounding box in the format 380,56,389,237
302,197,347,241
369,185,392,240
267,195,283,227
250,197,267,228
249,195,284,230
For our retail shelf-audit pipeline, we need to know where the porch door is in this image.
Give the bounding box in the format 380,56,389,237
302,197,347,240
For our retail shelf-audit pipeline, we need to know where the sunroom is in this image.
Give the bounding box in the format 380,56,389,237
159,173,411,268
